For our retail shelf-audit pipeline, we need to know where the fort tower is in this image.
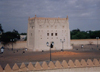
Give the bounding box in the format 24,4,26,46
27,15,72,51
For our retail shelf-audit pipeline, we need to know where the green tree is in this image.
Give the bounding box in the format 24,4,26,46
71,29,90,39
20,33,27,35
90,30,100,39
1,30,20,44
0,24,4,41
0,24,3,33
71,29,80,39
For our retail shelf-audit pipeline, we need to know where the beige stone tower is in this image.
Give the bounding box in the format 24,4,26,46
27,15,72,51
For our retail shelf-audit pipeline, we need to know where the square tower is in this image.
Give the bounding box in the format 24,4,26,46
27,15,72,51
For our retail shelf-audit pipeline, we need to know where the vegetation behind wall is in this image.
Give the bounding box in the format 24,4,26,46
70,29,100,39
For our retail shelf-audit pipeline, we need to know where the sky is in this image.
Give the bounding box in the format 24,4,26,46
0,0,100,33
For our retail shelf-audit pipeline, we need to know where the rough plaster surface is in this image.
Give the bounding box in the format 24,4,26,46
27,67,100,72
27,16,72,51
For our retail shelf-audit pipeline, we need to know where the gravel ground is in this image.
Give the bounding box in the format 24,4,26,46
0,44,100,68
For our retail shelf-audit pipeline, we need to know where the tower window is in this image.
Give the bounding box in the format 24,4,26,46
39,25,42,28
47,33,49,36
32,26,33,29
62,26,64,28
51,33,53,36
55,33,57,36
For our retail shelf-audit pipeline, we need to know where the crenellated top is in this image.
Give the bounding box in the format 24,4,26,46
28,15,69,21
0,58,100,72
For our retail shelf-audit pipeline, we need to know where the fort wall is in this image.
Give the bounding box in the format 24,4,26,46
0,41,27,49
0,58,100,72
71,39,100,45
0,39,99,50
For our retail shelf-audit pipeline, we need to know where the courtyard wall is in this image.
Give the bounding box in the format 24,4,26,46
71,39,100,45
0,41,27,49
0,39,100,49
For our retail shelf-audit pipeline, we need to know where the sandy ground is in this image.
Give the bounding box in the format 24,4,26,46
0,44,100,68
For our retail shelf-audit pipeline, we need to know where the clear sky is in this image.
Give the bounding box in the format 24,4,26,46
0,0,100,33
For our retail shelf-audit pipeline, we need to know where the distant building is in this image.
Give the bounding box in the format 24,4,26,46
27,15,72,51
20,35,27,41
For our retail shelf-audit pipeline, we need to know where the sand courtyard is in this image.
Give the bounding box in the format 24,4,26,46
0,44,100,68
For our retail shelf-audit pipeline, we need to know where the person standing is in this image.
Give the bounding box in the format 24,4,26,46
1,46,4,54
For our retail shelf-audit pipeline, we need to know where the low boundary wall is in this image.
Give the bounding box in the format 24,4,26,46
0,39,100,49
71,39,100,45
0,41,27,49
